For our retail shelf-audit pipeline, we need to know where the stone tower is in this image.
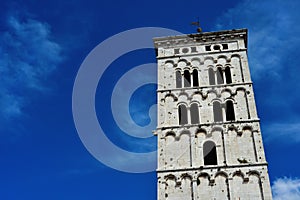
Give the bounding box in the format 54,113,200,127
153,29,272,200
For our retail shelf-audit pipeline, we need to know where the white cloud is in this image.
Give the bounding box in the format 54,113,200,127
0,13,63,120
263,122,300,143
272,177,300,200
214,0,300,80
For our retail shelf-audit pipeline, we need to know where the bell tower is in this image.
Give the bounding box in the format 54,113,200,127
153,29,272,199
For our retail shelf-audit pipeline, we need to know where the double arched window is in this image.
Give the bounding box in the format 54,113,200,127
178,103,200,125
176,69,199,88
213,100,235,122
208,66,232,86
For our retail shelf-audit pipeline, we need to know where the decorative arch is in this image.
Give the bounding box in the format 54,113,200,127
242,125,253,132
207,89,219,98
191,91,204,100
231,54,242,59
180,173,193,180
215,171,228,178
178,58,190,65
197,172,211,180
204,56,216,64
165,174,177,181
211,126,223,133
165,60,175,66
165,131,176,138
177,91,189,100
196,128,207,136
191,57,201,67
179,130,191,138
221,88,233,95
248,170,261,177
217,54,229,61
232,170,245,180
164,93,178,101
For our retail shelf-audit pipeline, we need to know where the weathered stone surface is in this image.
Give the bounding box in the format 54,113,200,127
154,29,272,200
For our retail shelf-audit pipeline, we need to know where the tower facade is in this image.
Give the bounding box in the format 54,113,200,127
153,29,272,200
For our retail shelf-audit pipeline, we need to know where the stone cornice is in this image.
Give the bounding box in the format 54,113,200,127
153,28,248,49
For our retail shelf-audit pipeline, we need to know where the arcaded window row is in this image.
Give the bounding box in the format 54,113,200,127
178,100,235,125
175,66,232,88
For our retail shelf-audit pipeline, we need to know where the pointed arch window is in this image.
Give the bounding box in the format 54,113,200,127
176,71,182,88
213,101,223,122
190,103,200,124
178,104,188,125
192,69,199,87
203,141,217,165
208,68,215,85
184,70,191,87
225,66,232,84
216,67,224,84
225,100,235,121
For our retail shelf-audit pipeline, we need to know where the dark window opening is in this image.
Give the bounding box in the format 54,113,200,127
191,47,197,53
222,44,228,50
216,67,224,84
225,101,235,121
178,105,188,125
208,68,215,85
197,179,200,186
205,45,211,51
204,141,217,165
182,48,189,53
192,69,199,87
184,70,191,87
174,48,180,54
213,45,221,50
225,66,232,84
176,71,182,88
213,101,223,122
190,103,200,124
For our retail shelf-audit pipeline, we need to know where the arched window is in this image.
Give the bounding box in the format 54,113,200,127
176,71,182,88
203,141,217,165
225,100,235,121
225,66,232,84
216,67,224,84
213,101,223,122
192,69,199,87
208,68,215,85
178,104,188,125
184,70,191,87
190,103,200,124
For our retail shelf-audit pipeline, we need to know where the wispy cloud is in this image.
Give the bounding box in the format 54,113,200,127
263,122,300,143
214,0,300,142
0,13,63,120
272,177,300,200
214,0,300,80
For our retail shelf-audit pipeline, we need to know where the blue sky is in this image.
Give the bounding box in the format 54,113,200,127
1,0,300,199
